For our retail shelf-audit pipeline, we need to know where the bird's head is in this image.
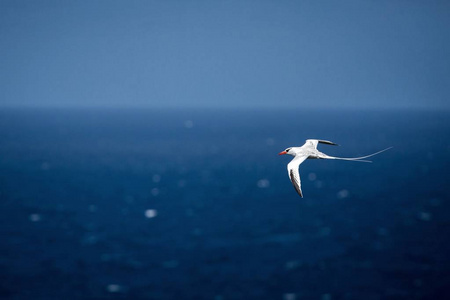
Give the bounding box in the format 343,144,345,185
278,147,295,156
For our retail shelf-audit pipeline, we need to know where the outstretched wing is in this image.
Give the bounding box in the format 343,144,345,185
287,155,308,198
305,139,338,149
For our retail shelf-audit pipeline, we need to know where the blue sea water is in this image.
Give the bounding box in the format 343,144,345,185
0,108,449,299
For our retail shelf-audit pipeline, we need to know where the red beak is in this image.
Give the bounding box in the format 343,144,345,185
278,151,287,155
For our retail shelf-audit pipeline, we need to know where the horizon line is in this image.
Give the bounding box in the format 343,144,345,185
0,103,448,112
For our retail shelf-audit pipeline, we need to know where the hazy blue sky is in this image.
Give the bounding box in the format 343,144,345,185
1,0,449,109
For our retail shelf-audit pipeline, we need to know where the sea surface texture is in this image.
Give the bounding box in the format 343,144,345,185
0,108,449,299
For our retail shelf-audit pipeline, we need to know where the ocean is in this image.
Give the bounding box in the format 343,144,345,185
0,108,449,299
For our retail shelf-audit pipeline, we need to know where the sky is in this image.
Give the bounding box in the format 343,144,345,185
1,0,449,109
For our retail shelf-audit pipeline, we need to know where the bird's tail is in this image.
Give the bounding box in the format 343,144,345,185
323,147,392,163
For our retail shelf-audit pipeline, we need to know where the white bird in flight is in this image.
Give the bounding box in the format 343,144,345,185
278,139,392,198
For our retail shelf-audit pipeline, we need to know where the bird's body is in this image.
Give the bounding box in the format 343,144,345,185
279,139,391,198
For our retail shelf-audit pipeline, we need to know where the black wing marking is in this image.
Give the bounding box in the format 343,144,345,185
289,169,303,198
318,140,339,146
305,139,339,149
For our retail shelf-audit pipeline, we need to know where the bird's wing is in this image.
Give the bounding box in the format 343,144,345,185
305,139,338,149
318,147,393,162
287,155,308,198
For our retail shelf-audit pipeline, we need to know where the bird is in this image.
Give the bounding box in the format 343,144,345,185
278,139,392,198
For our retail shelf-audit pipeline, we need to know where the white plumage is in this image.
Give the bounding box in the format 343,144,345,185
279,139,391,198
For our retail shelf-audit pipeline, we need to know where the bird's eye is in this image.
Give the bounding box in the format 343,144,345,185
286,149,290,152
